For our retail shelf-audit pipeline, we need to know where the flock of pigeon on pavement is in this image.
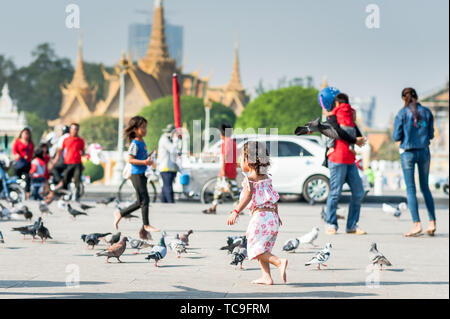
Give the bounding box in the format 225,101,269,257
0,194,400,272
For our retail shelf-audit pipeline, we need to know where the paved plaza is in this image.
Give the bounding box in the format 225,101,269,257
0,199,448,299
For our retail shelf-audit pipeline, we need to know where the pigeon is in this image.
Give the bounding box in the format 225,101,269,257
230,238,247,270
309,198,316,206
178,229,193,246
220,235,246,254
107,232,121,246
0,202,11,219
96,237,128,263
57,199,67,211
97,196,116,205
67,203,88,219
139,226,153,241
299,227,320,247
305,243,332,270
23,207,33,220
39,201,53,215
282,238,300,252
36,220,53,243
382,203,407,218
127,237,154,254
145,231,167,267
369,243,392,270
168,234,187,258
12,217,42,239
320,206,326,222
79,203,95,211
81,232,111,249
0,231,4,243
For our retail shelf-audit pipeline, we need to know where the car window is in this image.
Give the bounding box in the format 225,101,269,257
269,141,312,157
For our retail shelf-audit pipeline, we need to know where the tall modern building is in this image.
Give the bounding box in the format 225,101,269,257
351,96,376,128
128,22,183,65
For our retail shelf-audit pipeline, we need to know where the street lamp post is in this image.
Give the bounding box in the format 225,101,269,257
111,54,127,185
203,98,212,152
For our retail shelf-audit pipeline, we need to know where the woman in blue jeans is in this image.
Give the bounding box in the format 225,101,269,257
393,88,436,237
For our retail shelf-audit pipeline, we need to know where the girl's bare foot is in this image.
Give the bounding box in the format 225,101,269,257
278,259,288,283
251,277,273,285
113,211,122,230
404,223,422,237
144,225,160,232
425,221,436,236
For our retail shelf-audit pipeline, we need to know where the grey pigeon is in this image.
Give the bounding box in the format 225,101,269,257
178,229,193,246
282,238,300,252
369,243,392,270
81,232,111,249
0,231,4,243
145,231,167,267
305,243,332,270
221,235,246,254
67,203,88,219
97,196,116,205
107,232,121,246
0,202,11,219
127,237,154,254
39,201,52,215
79,203,95,211
11,217,42,239
168,234,187,258
230,238,247,269
96,237,128,263
36,220,53,243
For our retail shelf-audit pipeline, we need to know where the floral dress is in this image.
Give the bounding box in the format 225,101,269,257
240,174,281,260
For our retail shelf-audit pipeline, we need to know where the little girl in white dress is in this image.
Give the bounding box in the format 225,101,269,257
227,141,288,285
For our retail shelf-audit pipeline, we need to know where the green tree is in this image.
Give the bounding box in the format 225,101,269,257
24,111,48,145
235,86,320,134
79,116,118,150
0,55,17,87
139,96,236,151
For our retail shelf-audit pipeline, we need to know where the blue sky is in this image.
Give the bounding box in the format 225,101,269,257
0,0,448,128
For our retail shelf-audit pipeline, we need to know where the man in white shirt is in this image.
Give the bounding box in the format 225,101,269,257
157,124,179,203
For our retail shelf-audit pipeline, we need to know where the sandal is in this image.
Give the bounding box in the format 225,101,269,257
403,230,423,237
202,208,216,215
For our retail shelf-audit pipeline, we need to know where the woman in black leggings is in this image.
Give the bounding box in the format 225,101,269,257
113,116,160,233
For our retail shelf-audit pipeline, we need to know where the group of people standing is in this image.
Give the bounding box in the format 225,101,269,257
11,123,86,202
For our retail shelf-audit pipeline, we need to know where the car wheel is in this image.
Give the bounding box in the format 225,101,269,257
302,175,330,203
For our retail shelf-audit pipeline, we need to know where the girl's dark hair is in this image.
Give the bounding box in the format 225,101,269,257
34,147,44,160
402,88,421,123
335,93,350,105
39,143,49,153
124,116,147,142
243,141,270,175
18,127,32,142
220,123,232,137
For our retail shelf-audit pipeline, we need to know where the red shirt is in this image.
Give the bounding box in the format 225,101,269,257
30,157,46,179
220,137,237,179
12,139,34,163
43,153,51,179
62,136,85,164
331,103,355,127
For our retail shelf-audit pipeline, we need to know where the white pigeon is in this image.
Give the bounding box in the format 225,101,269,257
382,203,406,218
369,243,392,270
168,235,187,258
57,199,67,211
299,227,320,247
305,243,332,270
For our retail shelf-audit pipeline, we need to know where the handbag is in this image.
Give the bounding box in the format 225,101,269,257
122,162,132,179
14,143,31,171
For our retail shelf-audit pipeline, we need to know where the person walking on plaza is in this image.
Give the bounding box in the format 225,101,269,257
12,128,34,200
393,88,436,237
52,123,85,201
157,124,178,203
114,116,160,233
227,141,287,285
203,123,239,214
324,93,367,235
